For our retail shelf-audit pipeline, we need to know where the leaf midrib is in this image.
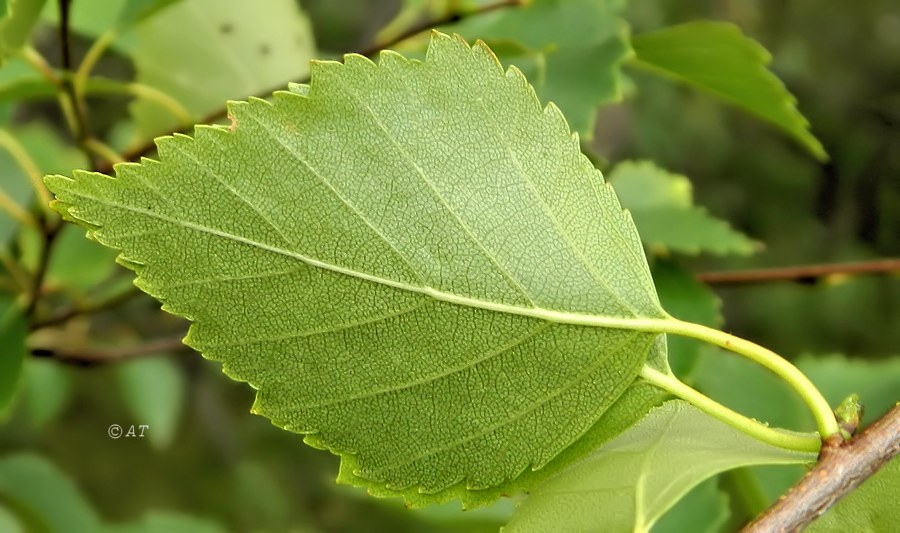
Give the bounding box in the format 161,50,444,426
66,186,673,331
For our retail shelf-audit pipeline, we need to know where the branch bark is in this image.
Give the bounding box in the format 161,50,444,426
697,259,900,286
744,404,900,532
31,334,190,366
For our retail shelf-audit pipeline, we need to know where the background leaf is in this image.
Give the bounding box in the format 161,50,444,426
504,401,816,533
0,453,102,533
0,0,46,64
631,21,826,160
115,355,186,450
0,124,83,246
449,0,630,136
47,33,668,503
20,358,72,429
104,511,226,533
610,160,757,255
128,0,316,139
650,478,730,533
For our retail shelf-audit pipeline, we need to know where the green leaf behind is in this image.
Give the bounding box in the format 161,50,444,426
449,0,631,137
0,0,46,64
504,401,815,532
129,0,316,138
631,21,826,161
47,33,667,503
20,358,72,428
115,355,186,450
0,454,102,533
104,511,226,533
610,160,757,255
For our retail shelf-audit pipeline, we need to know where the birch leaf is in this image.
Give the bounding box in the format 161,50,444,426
632,22,826,161
505,401,816,532
46,33,668,502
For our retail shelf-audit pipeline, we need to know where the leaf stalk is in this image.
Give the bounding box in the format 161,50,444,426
639,366,821,453
660,318,841,440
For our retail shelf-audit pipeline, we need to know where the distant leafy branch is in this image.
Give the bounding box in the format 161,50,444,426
101,0,525,174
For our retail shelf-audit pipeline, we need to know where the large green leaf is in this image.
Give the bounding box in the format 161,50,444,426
449,0,631,137
610,160,757,255
129,0,316,139
631,21,826,161
504,401,816,532
46,33,669,502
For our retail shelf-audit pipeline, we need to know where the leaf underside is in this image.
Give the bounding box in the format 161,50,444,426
46,33,666,502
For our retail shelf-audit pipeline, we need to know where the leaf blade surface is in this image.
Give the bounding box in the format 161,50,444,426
46,33,665,499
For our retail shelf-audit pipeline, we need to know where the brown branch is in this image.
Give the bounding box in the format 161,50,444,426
697,259,900,286
30,285,143,330
356,0,522,58
31,334,190,366
744,404,900,532
100,0,524,174
57,0,95,166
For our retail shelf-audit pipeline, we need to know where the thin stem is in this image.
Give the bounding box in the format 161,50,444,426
126,82,193,126
357,0,523,57
31,334,188,365
24,220,60,319
697,258,900,285
31,285,141,330
74,28,118,95
0,250,31,291
0,129,54,216
640,366,821,453
84,138,124,166
663,318,841,439
22,47,62,86
57,0,96,169
0,187,37,229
